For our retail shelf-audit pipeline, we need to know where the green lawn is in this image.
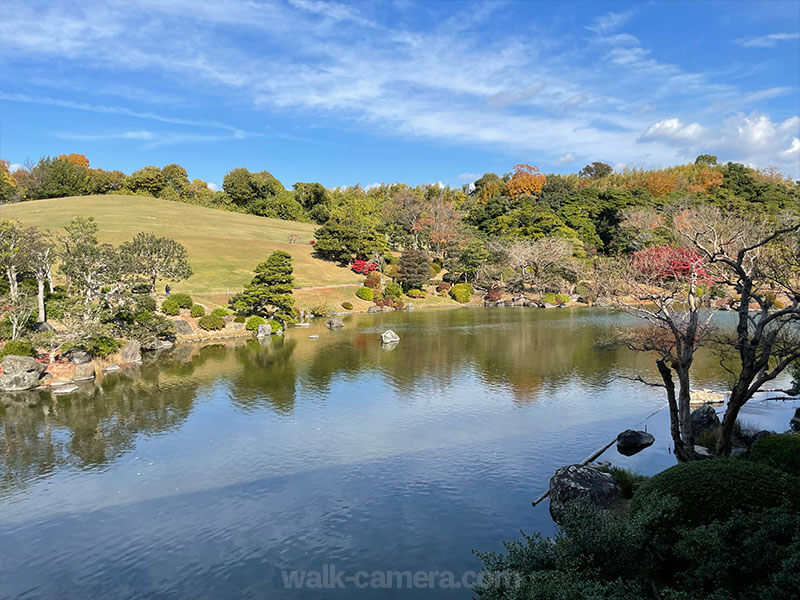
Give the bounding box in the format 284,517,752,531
0,195,361,295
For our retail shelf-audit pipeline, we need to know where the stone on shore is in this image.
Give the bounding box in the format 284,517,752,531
64,349,92,364
256,323,270,338
616,429,655,456
33,321,56,333
74,362,96,381
0,356,47,391
173,319,194,335
326,317,345,329
120,340,142,364
381,330,400,345
549,465,619,522
690,404,720,437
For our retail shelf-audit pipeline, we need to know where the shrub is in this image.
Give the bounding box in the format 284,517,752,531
363,274,381,289
351,259,378,275
234,315,246,323
309,304,330,317
356,287,374,301
198,314,226,331
751,434,800,476
135,295,157,313
541,292,557,305
630,459,800,529
450,283,473,303
170,293,193,308
406,288,422,298
0,339,35,358
161,297,180,315
597,466,649,499
436,281,451,294
190,304,206,317
246,315,266,331
212,308,229,318
430,262,441,276
555,293,570,304
341,302,353,310
384,281,403,299
484,288,502,302
269,319,282,333
81,335,120,357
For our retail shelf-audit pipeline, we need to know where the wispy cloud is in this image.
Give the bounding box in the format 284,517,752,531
586,10,635,35
736,32,799,48
555,152,577,165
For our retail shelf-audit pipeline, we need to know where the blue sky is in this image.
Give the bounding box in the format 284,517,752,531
0,0,798,189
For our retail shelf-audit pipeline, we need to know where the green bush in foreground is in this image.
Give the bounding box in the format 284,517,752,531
0,339,35,359
751,434,800,477
450,282,473,303
197,314,225,331
161,297,180,315
246,315,266,331
356,287,373,301
170,293,193,308
190,304,205,317
630,458,800,529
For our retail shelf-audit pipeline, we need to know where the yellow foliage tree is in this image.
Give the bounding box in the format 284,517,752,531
506,163,546,200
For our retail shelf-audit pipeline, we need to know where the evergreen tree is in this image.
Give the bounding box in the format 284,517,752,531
233,251,295,324
398,249,430,290
119,232,193,292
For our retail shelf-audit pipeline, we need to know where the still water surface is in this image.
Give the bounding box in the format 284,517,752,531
0,308,796,599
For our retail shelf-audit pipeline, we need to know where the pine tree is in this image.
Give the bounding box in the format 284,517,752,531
398,249,431,290
233,251,295,324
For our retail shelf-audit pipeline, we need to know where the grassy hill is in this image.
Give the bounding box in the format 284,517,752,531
0,195,363,308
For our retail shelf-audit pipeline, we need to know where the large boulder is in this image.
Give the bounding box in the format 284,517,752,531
173,319,194,335
74,362,96,381
616,429,655,456
0,356,46,391
120,340,142,364
141,339,173,351
256,323,270,338
32,321,56,333
326,317,345,329
549,464,619,522
381,330,400,345
690,404,720,438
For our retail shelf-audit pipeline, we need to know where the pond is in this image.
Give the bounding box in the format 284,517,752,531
1,308,797,599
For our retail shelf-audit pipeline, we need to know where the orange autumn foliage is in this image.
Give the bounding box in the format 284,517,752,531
639,171,677,197
688,169,723,194
506,163,546,200
59,153,90,170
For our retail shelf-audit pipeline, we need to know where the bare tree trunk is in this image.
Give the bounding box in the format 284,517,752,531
657,360,690,462
36,278,46,322
6,266,18,301
47,268,54,293
676,366,695,460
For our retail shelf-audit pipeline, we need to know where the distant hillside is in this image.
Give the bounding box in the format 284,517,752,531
0,195,361,299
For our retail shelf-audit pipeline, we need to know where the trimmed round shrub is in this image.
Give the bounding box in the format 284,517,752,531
341,302,353,310
0,339,35,358
751,434,800,477
170,293,193,308
450,282,473,303
234,315,246,323
269,319,282,333
246,315,266,331
197,314,226,331
406,288,421,298
81,335,120,357
161,297,180,316
135,295,157,313
356,287,374,301
190,304,206,317
556,293,570,304
384,281,402,299
630,459,800,529
211,308,229,318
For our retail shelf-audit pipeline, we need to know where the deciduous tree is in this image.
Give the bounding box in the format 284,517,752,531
119,232,193,292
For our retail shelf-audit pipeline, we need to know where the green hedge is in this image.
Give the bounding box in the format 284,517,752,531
197,314,225,331
190,304,205,317
161,297,180,316
630,459,800,529
450,283,473,303
356,287,373,301
751,434,800,477
246,315,266,331
170,293,193,308
0,339,35,359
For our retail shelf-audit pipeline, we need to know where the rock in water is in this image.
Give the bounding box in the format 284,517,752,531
120,340,142,364
326,318,345,329
616,429,655,456
0,356,46,391
381,330,400,345
52,384,79,395
690,404,720,437
173,319,194,335
142,339,173,351
256,323,270,338
74,362,95,381
549,464,619,522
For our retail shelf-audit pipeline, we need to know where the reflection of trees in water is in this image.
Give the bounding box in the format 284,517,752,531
229,337,298,413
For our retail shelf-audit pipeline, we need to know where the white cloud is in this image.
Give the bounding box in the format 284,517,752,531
8,163,22,173
586,10,634,35
743,87,793,103
363,182,382,191
736,32,800,48
207,182,219,192
641,118,705,143
555,152,577,165
457,172,479,181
